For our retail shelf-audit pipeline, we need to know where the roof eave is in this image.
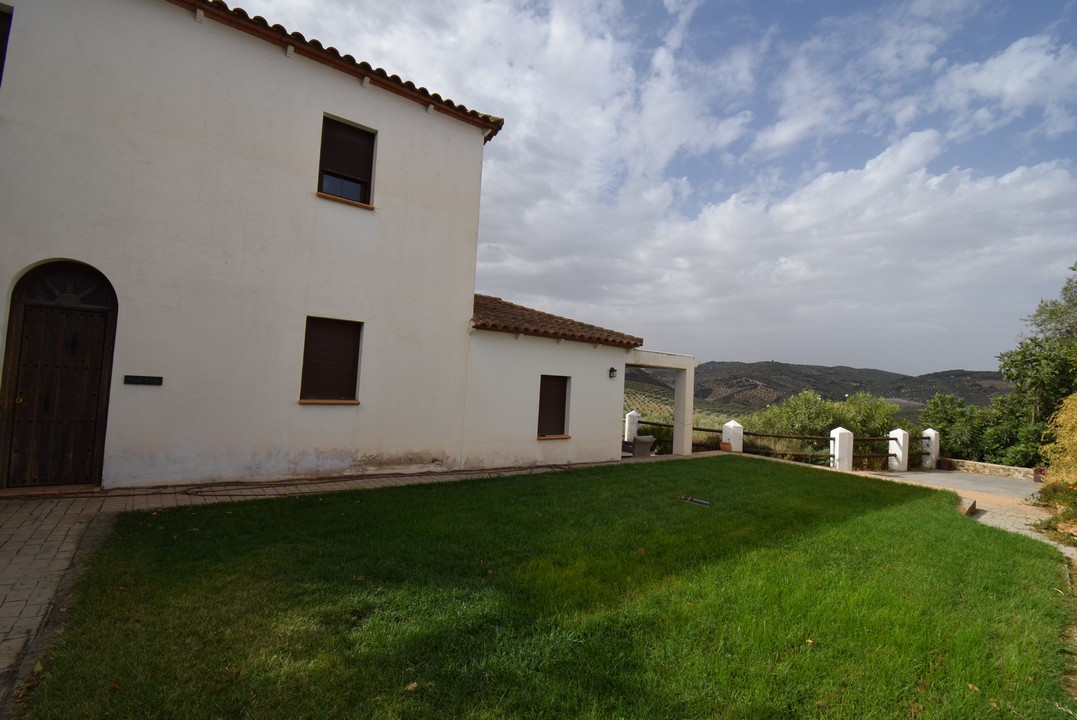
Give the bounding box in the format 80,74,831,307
474,325,643,349
164,0,505,142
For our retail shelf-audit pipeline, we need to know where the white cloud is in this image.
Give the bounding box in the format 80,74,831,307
751,47,848,154
618,140,1077,371
935,34,1077,138
866,19,949,78
769,130,943,232
224,0,1077,373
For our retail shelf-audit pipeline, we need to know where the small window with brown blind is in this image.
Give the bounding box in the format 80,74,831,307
537,375,570,438
0,5,12,89
299,316,363,402
318,116,375,206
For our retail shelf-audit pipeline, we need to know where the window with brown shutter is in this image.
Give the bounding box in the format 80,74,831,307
537,375,569,437
0,6,12,89
299,316,362,402
319,116,375,205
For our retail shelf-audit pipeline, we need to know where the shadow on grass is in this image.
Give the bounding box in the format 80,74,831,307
27,456,1024,719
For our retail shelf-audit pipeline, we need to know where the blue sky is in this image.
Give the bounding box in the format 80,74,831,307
241,0,1076,374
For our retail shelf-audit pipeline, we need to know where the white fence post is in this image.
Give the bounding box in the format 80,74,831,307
888,428,909,472
722,420,743,453
624,410,641,442
830,427,853,471
922,428,940,469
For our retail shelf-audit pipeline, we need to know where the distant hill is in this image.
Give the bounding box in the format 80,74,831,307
633,361,1011,414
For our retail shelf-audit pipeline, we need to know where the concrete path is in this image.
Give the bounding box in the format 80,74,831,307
867,469,1077,561
0,463,1071,715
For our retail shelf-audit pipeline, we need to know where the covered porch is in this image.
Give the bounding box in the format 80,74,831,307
625,349,697,456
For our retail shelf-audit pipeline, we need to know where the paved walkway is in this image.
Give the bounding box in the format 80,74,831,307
866,469,1077,561
0,463,1070,714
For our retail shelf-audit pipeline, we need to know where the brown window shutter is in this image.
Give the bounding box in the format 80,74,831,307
0,9,11,87
537,375,568,436
300,317,362,400
320,117,375,202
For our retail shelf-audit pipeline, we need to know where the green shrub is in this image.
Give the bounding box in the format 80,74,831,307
919,394,987,461
1043,392,1077,487
740,391,899,467
744,390,897,438
1034,393,1077,543
836,391,900,437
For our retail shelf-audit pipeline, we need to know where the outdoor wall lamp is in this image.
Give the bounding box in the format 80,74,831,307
609,367,617,379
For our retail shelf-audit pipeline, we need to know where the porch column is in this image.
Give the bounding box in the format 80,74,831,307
672,365,695,456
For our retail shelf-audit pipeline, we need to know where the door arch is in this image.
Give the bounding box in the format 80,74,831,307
1,261,118,488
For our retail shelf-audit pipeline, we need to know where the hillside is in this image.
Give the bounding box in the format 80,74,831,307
632,361,1011,415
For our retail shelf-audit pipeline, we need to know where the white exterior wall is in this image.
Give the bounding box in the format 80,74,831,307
0,0,487,485
462,332,629,468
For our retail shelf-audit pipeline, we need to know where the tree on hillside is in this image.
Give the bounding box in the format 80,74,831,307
923,263,1077,466
1026,262,1077,340
991,334,1075,465
996,264,1077,464
998,335,1076,425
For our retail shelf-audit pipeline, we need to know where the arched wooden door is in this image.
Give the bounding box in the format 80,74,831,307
1,261,118,488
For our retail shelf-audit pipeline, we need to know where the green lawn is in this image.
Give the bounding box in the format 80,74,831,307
20,457,1077,719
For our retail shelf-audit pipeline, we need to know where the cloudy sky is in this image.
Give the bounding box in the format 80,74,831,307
241,0,1075,375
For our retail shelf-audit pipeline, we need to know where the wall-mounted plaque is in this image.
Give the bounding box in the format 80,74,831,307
124,375,163,386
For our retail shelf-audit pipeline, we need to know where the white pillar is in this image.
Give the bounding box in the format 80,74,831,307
671,366,694,456
888,428,909,472
722,420,743,453
922,428,940,469
624,410,641,442
830,427,853,471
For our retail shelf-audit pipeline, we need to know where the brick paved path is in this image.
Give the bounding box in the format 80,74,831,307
0,498,102,676
0,470,523,714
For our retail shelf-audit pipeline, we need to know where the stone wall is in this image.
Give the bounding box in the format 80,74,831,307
947,459,1035,481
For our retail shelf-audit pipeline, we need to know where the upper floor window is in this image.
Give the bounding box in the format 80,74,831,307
0,5,12,89
319,116,375,206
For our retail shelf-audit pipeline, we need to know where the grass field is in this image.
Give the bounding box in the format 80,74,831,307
20,457,1077,719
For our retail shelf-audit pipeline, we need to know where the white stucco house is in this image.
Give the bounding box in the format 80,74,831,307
0,0,695,490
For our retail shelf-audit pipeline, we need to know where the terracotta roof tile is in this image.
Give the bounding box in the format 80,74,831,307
164,0,504,141
473,294,643,349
